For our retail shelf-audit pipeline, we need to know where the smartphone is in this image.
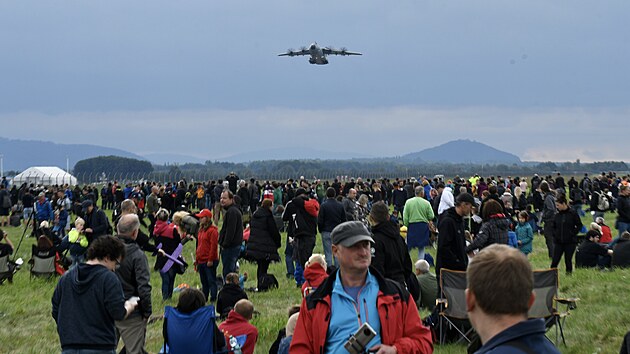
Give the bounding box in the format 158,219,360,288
344,322,377,354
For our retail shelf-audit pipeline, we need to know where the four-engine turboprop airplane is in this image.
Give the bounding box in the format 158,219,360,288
278,42,362,65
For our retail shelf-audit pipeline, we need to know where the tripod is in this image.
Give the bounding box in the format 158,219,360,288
12,206,35,262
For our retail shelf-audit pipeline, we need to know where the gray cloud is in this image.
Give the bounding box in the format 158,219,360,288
1,106,627,162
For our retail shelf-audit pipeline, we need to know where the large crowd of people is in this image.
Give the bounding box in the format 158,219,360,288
2,170,630,353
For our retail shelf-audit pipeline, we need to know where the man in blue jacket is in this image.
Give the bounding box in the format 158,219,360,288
35,192,53,235
467,244,560,353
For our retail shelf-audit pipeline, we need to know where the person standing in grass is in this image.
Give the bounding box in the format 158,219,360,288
115,214,152,354
515,211,534,257
550,194,583,275
52,236,138,354
195,208,219,302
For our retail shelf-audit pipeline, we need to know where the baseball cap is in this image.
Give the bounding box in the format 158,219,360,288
195,209,213,219
331,221,374,247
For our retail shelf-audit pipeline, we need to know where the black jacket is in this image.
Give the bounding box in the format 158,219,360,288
283,196,317,238
219,204,243,248
371,220,412,286
216,283,248,318
245,207,281,262
613,239,630,268
552,208,582,244
617,196,630,223
116,236,152,319
85,207,110,242
436,207,468,275
317,198,346,233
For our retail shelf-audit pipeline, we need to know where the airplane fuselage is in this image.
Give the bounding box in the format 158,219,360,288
308,43,328,65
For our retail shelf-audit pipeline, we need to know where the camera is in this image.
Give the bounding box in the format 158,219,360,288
344,322,377,354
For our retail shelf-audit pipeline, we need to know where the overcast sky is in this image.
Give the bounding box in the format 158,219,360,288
1,1,628,162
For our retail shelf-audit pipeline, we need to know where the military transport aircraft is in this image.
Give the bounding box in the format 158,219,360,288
278,42,362,65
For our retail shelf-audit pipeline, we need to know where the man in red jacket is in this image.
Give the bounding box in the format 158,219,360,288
219,299,258,354
291,221,433,354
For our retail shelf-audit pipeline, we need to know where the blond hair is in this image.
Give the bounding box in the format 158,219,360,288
74,217,85,227
172,211,189,226
306,254,327,269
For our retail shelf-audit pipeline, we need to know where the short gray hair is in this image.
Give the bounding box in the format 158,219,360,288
117,214,140,236
415,259,430,273
415,186,425,197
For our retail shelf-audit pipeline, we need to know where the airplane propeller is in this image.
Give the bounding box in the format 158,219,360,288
300,46,307,52
287,48,295,56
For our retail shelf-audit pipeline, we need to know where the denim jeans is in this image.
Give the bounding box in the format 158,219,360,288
617,221,630,237
320,231,333,267
221,245,241,278
160,267,177,300
285,236,295,277
198,262,218,302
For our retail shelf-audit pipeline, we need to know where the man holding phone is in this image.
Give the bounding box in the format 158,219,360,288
291,221,433,353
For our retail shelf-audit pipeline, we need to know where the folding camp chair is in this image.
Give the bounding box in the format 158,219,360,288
437,268,475,344
163,305,238,354
0,254,17,284
528,268,579,346
30,245,57,279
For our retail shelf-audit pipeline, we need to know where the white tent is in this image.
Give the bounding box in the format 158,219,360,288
12,166,78,186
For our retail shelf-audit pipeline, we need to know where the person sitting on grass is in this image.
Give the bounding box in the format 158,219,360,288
218,299,259,354
216,272,248,319
415,259,437,311
278,312,300,354
0,229,16,283
301,254,328,298
269,305,301,354
576,230,613,269
164,288,225,353
595,217,613,244
612,232,630,268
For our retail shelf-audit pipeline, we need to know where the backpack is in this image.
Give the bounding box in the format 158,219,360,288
258,273,279,292
597,192,610,211
304,198,320,217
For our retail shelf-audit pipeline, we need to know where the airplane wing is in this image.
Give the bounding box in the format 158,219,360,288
322,47,362,56
278,48,310,57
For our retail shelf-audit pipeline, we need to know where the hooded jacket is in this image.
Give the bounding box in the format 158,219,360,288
301,262,328,297
290,267,433,354
216,283,248,318
371,220,413,286
283,195,317,238
52,263,127,350
466,215,511,253
245,207,281,262
436,207,468,275
552,208,582,244
218,310,259,354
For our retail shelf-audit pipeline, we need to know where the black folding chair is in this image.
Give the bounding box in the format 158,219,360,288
437,268,475,344
528,268,579,346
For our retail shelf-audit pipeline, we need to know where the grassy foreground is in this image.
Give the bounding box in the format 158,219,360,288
1,210,629,354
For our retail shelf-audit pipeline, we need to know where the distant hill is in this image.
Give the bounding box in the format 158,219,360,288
402,139,522,164
142,153,207,165
0,137,146,172
218,147,374,163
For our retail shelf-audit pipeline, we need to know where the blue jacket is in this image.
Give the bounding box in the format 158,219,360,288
516,222,534,255
36,199,53,221
474,319,560,354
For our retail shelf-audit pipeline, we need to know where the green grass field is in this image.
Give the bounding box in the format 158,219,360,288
1,209,629,354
